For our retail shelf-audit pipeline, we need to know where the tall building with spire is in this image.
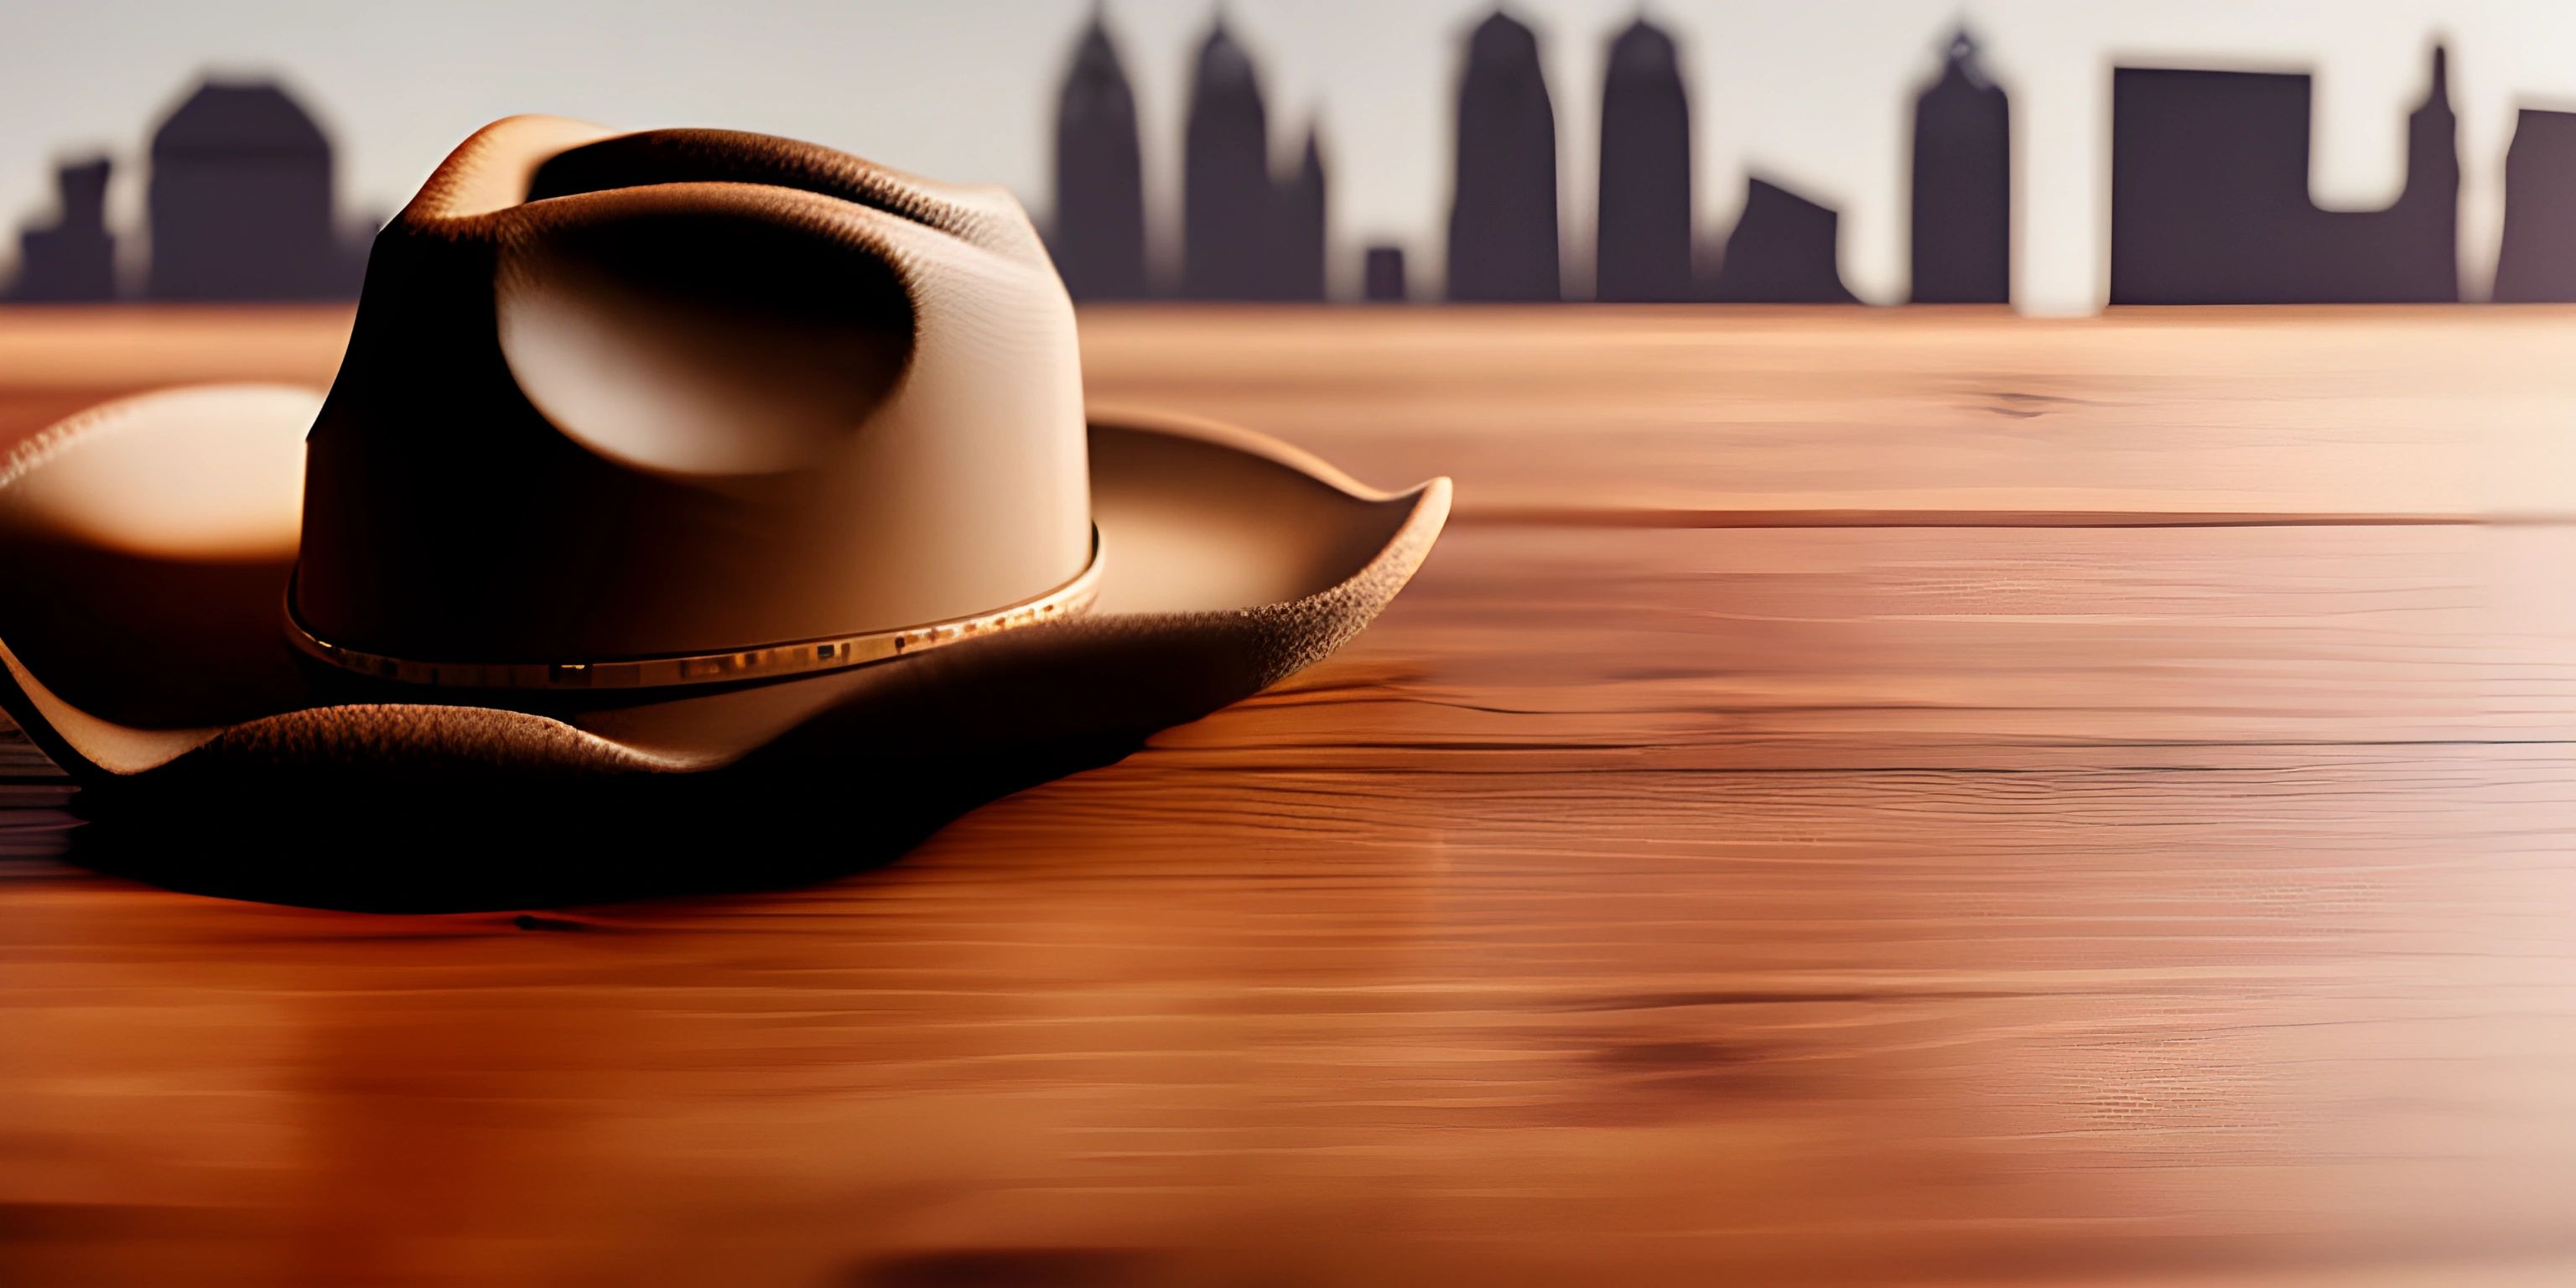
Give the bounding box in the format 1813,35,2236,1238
1909,29,2010,304
2397,45,2461,300
1595,14,1691,303
1447,8,1561,301
1051,9,1150,300
1182,17,1279,299
1281,128,1328,301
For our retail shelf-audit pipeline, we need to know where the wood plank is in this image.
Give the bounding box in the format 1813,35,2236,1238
3,749,2572,1285
2,521,2568,776
8,305,2576,519
1077,306,2576,521
1180,522,2576,767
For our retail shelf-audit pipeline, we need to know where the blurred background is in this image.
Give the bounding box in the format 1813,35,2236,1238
7,0,2576,313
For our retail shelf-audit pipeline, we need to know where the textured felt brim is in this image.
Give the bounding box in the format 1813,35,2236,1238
0,386,1450,788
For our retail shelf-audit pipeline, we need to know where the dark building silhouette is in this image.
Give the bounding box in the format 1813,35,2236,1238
1176,18,1328,302
1182,18,1282,299
148,78,362,300
1363,245,1409,302
1704,177,1858,304
1909,29,2010,304
1595,15,1692,303
1448,8,1561,301
10,158,118,301
1281,129,1328,301
2492,109,2576,301
2111,48,2457,304
1051,10,1150,300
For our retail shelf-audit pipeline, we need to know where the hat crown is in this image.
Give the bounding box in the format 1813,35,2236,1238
292,117,1093,666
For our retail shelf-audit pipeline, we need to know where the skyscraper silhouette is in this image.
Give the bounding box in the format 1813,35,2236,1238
1595,14,1692,303
2490,108,2576,300
1447,8,1560,302
147,77,361,300
2110,47,2457,304
1363,245,1409,302
2402,46,2463,300
1182,17,1280,299
1909,29,2010,304
1051,9,1150,300
1704,177,1858,304
9,158,117,302
1281,128,1328,301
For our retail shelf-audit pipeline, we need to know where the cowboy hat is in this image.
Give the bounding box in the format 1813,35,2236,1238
0,118,1447,907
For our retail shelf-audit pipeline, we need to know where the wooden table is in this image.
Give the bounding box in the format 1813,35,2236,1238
3,306,2573,1286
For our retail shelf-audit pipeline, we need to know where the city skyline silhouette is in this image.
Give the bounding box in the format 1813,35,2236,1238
9,76,369,303
12,8,2576,306
1042,8,2576,306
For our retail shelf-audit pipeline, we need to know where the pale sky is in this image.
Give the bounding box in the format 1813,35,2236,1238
6,0,2576,311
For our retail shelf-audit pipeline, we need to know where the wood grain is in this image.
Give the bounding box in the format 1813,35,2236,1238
2,306,2573,1287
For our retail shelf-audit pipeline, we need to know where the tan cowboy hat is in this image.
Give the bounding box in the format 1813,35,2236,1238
0,118,1447,907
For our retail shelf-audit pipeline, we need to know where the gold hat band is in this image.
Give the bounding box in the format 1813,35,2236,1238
283,530,1103,691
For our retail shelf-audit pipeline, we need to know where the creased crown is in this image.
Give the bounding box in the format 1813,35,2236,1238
293,117,1093,665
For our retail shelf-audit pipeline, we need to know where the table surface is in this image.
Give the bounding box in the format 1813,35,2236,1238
3,306,2574,1287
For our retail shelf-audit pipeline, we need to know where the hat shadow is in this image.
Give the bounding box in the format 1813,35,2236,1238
60,732,1140,913
50,611,1290,913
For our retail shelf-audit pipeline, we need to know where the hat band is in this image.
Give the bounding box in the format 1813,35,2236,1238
282,529,1103,691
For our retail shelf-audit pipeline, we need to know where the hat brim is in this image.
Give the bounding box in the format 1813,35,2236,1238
0,387,1447,908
